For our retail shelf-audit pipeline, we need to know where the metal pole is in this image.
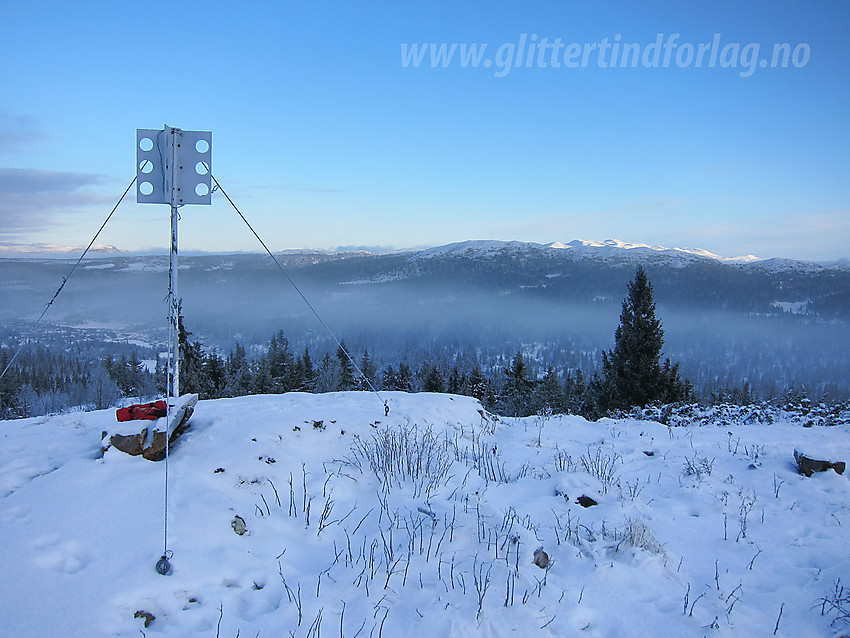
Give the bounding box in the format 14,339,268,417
160,133,179,575
169,201,179,400
167,126,180,402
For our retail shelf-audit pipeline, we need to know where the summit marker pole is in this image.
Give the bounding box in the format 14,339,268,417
136,126,212,575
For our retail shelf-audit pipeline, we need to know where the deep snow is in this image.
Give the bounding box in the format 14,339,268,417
1,392,848,637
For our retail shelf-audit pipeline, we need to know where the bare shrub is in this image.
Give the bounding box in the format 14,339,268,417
471,440,511,483
818,578,850,626
683,454,715,480
348,424,453,498
580,446,621,494
609,517,666,556
553,448,575,473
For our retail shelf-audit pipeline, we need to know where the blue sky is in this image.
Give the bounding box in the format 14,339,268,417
0,1,847,260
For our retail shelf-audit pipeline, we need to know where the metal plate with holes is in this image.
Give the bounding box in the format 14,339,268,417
136,128,212,205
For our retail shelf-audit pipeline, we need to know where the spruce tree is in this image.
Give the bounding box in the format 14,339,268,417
0,350,14,417
421,364,445,393
447,366,465,394
267,331,295,392
601,266,688,411
224,343,251,397
563,369,586,415
533,367,564,414
177,304,205,396
396,362,413,392
358,350,376,391
381,364,398,391
314,352,338,393
251,356,274,394
297,347,315,392
202,348,227,398
500,352,534,416
336,342,355,391
465,364,488,401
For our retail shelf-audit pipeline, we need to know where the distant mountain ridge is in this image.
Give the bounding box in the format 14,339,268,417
320,238,843,274
2,239,847,325
412,239,761,265
388,239,847,278
553,239,761,263
2,238,843,271
0,243,125,256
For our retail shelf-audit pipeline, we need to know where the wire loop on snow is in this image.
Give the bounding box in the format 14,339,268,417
155,554,172,575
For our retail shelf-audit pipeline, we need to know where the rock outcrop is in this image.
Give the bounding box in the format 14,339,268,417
794,450,846,477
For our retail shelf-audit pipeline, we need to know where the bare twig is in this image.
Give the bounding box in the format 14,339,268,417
774,602,785,635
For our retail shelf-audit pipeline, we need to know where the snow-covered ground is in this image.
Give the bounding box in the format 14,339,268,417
1,392,848,637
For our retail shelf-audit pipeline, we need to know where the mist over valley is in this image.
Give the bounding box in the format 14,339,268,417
2,240,848,404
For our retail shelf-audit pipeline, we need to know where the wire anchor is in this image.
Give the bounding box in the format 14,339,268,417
155,551,173,575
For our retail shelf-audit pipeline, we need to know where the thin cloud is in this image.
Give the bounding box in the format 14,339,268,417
0,168,113,234
0,111,44,153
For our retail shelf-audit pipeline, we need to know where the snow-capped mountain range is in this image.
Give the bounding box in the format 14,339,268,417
552,239,762,263
413,239,761,264
0,243,126,256
1,238,841,270
406,239,771,271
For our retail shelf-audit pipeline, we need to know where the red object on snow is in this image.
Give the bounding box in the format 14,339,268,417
116,400,168,422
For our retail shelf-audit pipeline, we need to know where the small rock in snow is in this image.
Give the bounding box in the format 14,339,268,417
231,515,247,535
533,547,549,569
576,495,598,508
